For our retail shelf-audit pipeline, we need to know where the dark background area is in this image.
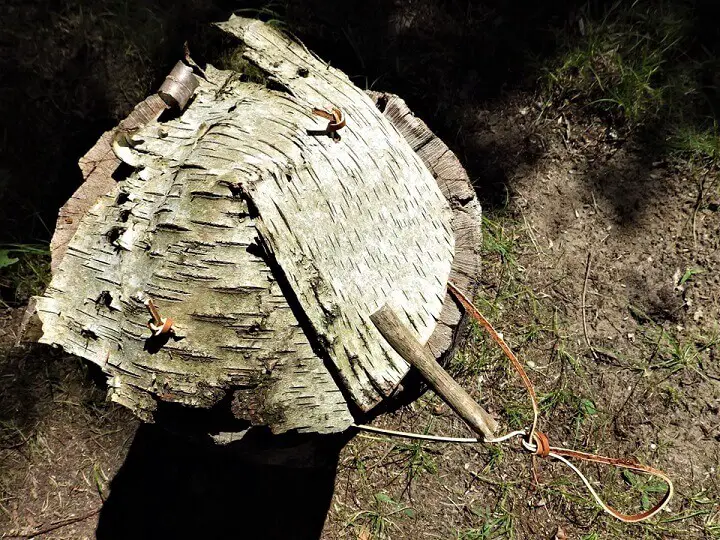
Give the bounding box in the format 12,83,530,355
2,0,719,248
96,423,343,539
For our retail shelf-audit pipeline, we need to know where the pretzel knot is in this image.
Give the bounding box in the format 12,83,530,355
530,431,550,458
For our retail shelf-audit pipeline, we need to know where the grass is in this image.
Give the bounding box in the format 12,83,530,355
0,244,50,307
622,470,671,513
630,314,719,380
445,191,720,538
454,213,584,412
542,0,720,163
481,216,519,269
391,438,438,481
456,509,514,539
234,2,289,30
448,213,549,394
457,483,516,540
648,488,720,538
670,123,720,162
348,492,415,539
215,48,271,84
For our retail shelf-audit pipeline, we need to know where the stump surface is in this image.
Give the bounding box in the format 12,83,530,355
35,18,481,435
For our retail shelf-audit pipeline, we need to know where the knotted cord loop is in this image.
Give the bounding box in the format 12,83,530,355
448,281,674,523
528,431,550,458
354,282,674,524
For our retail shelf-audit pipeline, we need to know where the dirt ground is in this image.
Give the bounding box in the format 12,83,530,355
1,1,719,539
321,98,720,539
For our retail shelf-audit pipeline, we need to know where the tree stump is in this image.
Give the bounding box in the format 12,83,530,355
35,17,481,436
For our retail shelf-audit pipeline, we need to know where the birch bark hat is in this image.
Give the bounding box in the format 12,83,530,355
34,17,481,436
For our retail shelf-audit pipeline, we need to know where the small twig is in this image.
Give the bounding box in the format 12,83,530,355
610,371,644,429
2,508,101,538
691,179,704,251
522,211,541,254
582,251,599,361
369,304,498,439
468,469,523,487
515,192,541,255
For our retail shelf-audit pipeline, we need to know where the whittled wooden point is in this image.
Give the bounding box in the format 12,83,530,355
370,304,497,439
34,17,482,437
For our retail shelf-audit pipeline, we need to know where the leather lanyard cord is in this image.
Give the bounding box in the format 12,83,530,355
354,282,674,523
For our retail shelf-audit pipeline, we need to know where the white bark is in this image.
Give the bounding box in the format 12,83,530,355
35,18,481,435
215,17,455,409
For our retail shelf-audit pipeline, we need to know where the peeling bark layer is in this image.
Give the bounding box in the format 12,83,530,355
36,18,481,435
215,18,455,410
367,92,482,364
50,95,168,272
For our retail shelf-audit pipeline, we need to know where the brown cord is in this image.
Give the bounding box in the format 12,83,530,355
446,281,674,523
312,107,345,141
533,431,550,458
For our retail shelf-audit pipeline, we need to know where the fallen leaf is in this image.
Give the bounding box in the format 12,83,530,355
0,249,19,269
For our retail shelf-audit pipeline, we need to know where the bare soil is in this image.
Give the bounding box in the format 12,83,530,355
0,310,137,539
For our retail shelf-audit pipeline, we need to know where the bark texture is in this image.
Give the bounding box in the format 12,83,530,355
35,17,481,435
367,92,482,364
215,18,456,410
50,95,168,272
